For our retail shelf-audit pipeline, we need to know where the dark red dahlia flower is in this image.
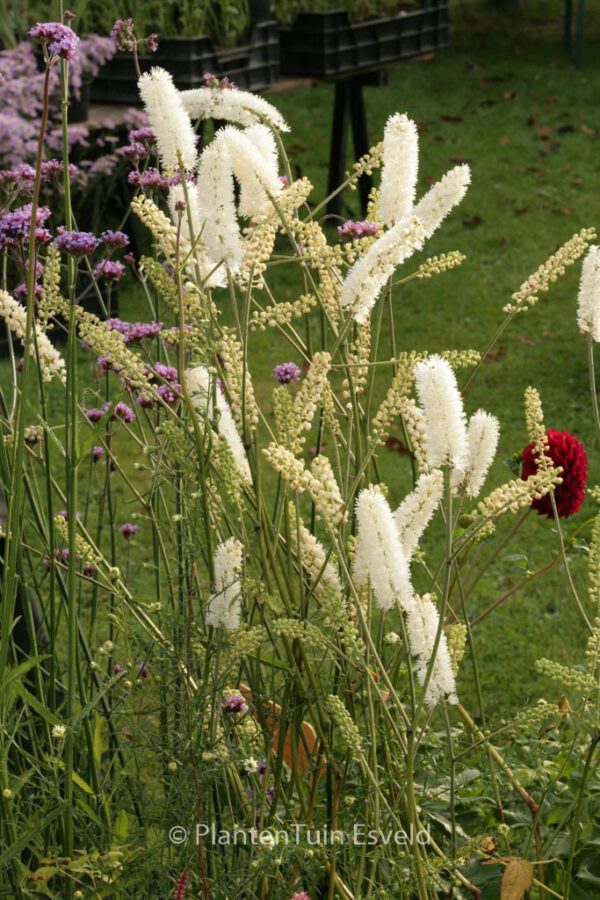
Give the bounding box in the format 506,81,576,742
521,429,587,518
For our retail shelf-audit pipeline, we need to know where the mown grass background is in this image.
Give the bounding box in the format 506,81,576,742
3,0,600,720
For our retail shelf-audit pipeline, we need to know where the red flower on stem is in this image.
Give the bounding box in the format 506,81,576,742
521,428,587,518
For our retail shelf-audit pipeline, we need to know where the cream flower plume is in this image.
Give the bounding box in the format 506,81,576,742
179,86,289,132
207,538,243,630
413,164,471,241
414,354,467,470
577,245,600,341
185,366,252,484
378,113,419,226
394,469,444,560
406,594,458,707
353,486,413,612
138,68,197,171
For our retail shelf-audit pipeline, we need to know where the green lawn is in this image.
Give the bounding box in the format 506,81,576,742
3,2,600,719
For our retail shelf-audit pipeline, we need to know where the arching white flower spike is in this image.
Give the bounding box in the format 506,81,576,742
185,366,252,485
453,410,500,498
179,86,289,132
577,245,600,341
394,469,444,560
207,538,243,630
353,486,413,612
414,354,467,470
339,216,425,324
413,164,471,240
406,594,458,707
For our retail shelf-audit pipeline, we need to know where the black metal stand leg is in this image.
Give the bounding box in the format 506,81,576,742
327,82,351,217
350,80,372,215
575,0,585,68
564,0,573,52
326,76,376,218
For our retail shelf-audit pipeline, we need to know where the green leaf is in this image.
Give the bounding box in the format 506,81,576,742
0,656,48,690
0,803,66,869
113,809,129,840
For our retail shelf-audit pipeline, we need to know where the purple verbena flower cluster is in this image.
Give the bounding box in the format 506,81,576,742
119,522,138,539
0,204,51,250
201,72,237,90
93,260,125,283
273,362,302,384
100,230,129,250
54,226,99,256
29,22,79,62
221,693,248,715
337,220,379,242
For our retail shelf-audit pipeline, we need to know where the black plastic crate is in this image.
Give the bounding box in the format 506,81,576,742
279,1,449,78
91,22,279,105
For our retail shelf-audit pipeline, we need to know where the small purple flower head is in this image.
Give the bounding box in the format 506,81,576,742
157,383,180,406
337,220,379,242
83,562,97,577
128,127,155,147
256,759,267,776
119,522,138,539
154,362,178,383
91,445,104,462
14,283,42,300
146,33,159,53
291,893,311,900
278,175,290,186
201,72,237,90
267,785,275,804
119,142,147,161
273,362,302,385
114,401,135,423
64,10,76,21
85,402,110,423
136,662,149,678
100,230,129,250
30,22,79,61
123,321,162,345
110,18,135,52
97,355,115,374
113,663,126,674
220,693,248,715
54,227,99,256
0,205,51,250
93,260,125,283
135,392,155,408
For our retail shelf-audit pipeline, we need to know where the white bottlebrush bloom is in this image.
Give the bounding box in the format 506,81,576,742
179,86,289,132
340,215,425,324
413,164,471,240
453,410,500,498
238,124,281,217
195,137,242,270
378,113,419,226
577,245,600,341
196,126,281,270
0,290,66,383
207,537,244,630
185,366,252,484
414,354,467,469
138,68,198,171
167,185,226,288
406,594,458,707
353,486,413,612
394,469,444,560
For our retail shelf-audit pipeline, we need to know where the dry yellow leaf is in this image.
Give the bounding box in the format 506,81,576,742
501,859,534,900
